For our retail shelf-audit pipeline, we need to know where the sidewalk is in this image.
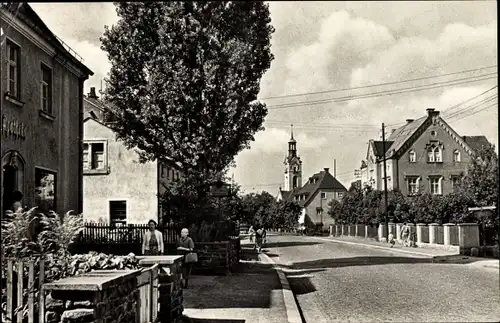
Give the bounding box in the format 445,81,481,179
181,249,289,323
314,235,499,270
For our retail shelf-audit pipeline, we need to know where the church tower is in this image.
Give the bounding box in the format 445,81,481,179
283,124,302,191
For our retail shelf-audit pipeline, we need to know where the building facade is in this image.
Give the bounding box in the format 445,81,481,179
82,95,182,225
1,3,93,215
277,128,347,228
358,108,492,196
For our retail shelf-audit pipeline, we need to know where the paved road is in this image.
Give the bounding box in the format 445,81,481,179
262,235,500,323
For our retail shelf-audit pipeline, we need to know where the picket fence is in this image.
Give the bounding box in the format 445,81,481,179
5,257,45,323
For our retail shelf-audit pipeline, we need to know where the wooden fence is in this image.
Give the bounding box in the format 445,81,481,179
136,264,159,323
80,223,183,245
5,257,45,323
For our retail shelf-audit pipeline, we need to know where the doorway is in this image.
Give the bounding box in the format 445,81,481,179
3,165,17,211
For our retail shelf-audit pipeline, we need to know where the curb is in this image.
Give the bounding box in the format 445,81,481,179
259,252,303,323
310,236,454,259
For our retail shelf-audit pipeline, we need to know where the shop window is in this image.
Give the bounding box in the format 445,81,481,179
35,168,56,213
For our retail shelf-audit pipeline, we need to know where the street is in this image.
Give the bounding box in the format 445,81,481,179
263,235,500,323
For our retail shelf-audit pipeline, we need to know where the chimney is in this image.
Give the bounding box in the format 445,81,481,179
324,168,329,173
426,108,439,116
406,119,414,124
88,87,98,99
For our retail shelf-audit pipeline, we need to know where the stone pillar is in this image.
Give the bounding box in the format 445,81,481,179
458,223,480,255
428,223,439,244
364,225,370,239
329,224,333,236
416,223,429,244
378,224,387,242
341,224,346,236
443,223,456,246
396,223,403,242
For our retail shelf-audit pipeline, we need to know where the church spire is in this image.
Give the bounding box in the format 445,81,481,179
289,124,296,143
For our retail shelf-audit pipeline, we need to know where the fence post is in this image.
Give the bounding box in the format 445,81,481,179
7,259,13,322
17,259,24,323
28,261,35,323
39,259,45,323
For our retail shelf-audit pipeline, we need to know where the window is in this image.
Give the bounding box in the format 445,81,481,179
453,150,461,162
109,200,127,225
427,144,442,163
409,150,416,163
321,192,327,199
41,64,53,114
451,176,461,190
35,168,56,213
7,40,21,98
407,176,419,195
430,176,442,195
83,141,108,173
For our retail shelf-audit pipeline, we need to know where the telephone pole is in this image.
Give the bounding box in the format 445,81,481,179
381,123,389,241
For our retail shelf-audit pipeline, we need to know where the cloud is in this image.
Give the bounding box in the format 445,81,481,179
245,127,327,155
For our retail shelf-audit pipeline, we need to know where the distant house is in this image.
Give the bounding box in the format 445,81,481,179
359,108,493,196
82,93,182,225
277,127,347,228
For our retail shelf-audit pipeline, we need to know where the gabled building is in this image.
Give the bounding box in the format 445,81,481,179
1,3,93,214
277,127,347,228
359,108,493,196
82,94,182,225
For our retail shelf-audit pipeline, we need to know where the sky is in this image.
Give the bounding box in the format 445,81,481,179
30,1,498,194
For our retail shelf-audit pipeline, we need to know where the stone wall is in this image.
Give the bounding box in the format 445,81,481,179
194,241,238,274
43,270,141,323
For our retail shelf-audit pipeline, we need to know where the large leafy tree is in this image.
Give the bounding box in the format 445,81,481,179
269,200,302,230
100,2,274,178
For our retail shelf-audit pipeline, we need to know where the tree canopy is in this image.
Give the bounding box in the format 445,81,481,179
100,1,275,178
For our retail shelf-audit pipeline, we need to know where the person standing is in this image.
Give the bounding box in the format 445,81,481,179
401,222,410,247
177,228,196,289
248,225,255,243
142,219,164,255
254,226,267,253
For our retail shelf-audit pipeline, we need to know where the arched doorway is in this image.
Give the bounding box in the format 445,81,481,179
2,151,25,212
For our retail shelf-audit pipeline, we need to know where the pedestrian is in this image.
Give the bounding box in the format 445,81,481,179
142,219,164,255
177,228,197,289
388,232,396,247
248,225,255,243
254,225,267,253
401,222,410,247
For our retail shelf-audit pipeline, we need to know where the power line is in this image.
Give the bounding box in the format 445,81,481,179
260,65,498,100
450,102,498,123
445,94,498,120
267,73,497,110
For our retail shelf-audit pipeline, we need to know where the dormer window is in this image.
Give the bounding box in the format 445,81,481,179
427,142,443,163
453,150,461,162
409,150,416,163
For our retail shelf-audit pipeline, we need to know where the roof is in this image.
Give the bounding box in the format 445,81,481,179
385,116,427,158
289,170,347,207
3,3,94,77
370,140,393,158
462,136,491,153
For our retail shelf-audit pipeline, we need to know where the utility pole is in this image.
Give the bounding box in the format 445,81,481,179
381,123,389,241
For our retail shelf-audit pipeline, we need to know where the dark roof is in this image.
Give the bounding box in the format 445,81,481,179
385,116,427,157
289,171,347,207
462,136,491,153
372,140,393,158
6,3,94,77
